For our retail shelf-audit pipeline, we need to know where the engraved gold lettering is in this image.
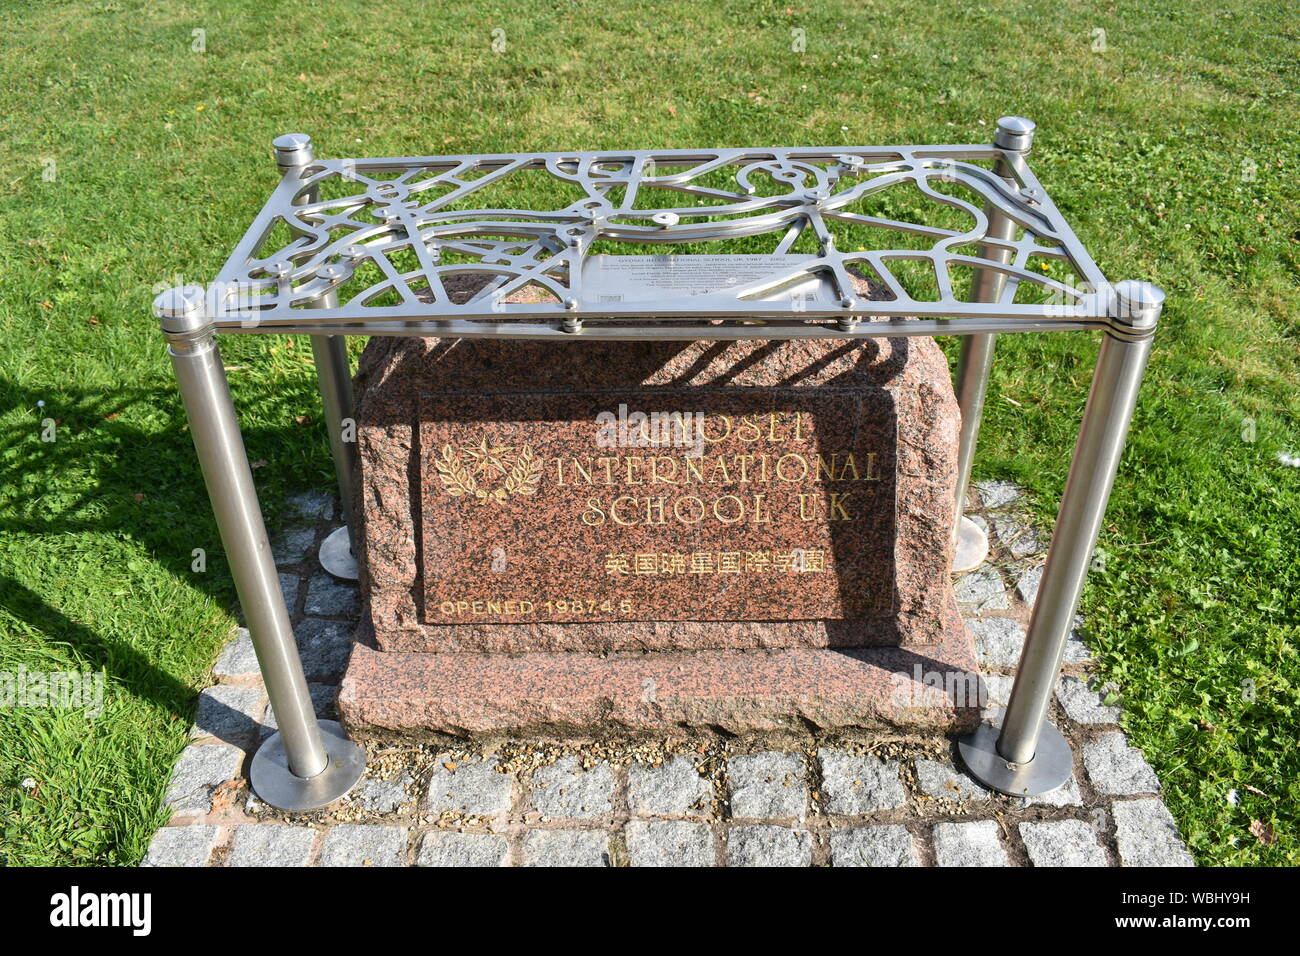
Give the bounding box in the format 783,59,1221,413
582,498,605,526
701,414,732,443
435,598,539,618
624,457,643,485
650,456,679,484
674,496,706,524
713,494,744,524
645,496,668,525
611,495,638,524
776,453,809,482
767,411,789,441
736,414,762,442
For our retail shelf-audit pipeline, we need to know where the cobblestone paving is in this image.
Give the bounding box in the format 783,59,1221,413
143,484,1194,867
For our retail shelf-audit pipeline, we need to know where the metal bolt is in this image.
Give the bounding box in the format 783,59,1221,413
265,260,293,279
273,132,313,169
651,212,679,228
317,263,352,284
994,116,1036,153
1113,279,1165,330
154,285,207,321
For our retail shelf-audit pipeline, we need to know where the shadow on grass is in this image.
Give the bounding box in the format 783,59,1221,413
0,370,329,718
0,570,193,717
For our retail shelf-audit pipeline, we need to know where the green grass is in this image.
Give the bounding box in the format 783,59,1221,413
1,0,1297,865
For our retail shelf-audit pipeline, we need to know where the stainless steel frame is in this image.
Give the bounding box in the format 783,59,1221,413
157,120,1161,808
156,285,365,810
208,124,1114,331
950,118,1034,572
277,134,361,582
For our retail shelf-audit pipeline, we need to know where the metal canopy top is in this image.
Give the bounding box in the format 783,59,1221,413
183,120,1157,341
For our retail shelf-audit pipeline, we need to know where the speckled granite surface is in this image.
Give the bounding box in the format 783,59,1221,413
338,595,978,738
353,333,961,653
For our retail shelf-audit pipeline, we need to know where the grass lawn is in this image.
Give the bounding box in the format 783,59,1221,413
1,0,1296,865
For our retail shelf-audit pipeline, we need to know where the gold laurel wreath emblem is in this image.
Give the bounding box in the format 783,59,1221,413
434,442,543,502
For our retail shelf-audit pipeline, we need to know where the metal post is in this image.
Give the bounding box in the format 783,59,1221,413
950,116,1036,572
157,285,364,811
959,280,1163,795
274,133,360,581
308,329,359,579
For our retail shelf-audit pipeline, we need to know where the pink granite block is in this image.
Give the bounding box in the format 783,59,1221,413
353,331,960,653
338,595,979,738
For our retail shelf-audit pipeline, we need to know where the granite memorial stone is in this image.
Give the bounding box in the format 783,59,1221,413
340,325,979,736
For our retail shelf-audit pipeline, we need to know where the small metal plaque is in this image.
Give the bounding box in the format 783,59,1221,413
580,254,832,305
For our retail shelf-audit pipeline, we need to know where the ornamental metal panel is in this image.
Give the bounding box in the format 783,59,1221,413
209,144,1115,334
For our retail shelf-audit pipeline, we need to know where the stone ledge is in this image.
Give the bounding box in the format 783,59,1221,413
338,611,979,739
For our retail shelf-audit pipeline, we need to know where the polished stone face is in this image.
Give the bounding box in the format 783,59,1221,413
417,389,897,626
353,331,961,653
